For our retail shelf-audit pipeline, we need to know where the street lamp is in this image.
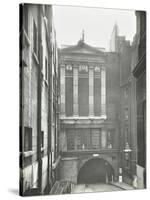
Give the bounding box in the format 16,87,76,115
123,142,132,168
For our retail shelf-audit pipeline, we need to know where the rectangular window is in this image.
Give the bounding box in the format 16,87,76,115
124,87,128,98
76,129,90,150
41,131,44,148
33,20,38,55
91,129,101,149
23,5,28,34
24,127,32,152
66,129,103,151
65,67,73,116
125,126,128,143
107,129,114,149
45,57,48,81
78,70,89,116
67,130,75,150
77,132,82,150
125,107,129,120
94,71,101,116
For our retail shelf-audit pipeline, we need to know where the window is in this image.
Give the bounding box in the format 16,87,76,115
77,133,82,150
65,67,73,116
125,127,128,143
94,69,101,116
124,87,128,98
24,127,32,152
41,131,44,148
45,57,48,81
33,20,38,55
66,129,102,151
91,129,101,149
67,131,75,150
76,129,89,150
41,44,44,71
107,129,114,149
78,69,89,116
23,5,28,34
125,107,129,120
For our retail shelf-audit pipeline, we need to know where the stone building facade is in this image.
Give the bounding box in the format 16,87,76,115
132,11,146,189
20,4,60,195
110,24,137,185
110,11,146,188
59,35,121,184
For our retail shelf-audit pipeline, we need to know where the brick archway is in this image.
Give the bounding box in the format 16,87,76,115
77,157,114,184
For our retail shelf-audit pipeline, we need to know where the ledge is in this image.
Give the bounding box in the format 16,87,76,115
61,157,78,161
60,116,107,125
61,149,121,156
22,151,34,157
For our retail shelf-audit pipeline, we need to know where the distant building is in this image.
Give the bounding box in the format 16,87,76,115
110,23,139,186
110,14,146,188
59,33,121,184
19,4,60,195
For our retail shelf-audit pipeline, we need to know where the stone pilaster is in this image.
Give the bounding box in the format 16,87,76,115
89,66,94,116
60,65,65,116
73,66,78,116
101,68,106,116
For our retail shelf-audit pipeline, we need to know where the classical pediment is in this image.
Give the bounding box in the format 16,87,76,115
61,41,105,56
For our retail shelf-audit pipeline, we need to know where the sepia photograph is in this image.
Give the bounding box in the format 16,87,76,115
19,3,146,196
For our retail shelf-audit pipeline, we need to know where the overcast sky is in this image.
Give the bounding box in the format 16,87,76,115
53,5,136,50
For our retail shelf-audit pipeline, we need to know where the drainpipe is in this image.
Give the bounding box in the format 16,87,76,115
37,6,42,194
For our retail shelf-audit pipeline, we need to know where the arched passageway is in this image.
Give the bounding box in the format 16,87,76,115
77,158,114,184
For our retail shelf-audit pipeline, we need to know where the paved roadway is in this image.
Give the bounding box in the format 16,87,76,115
72,183,123,194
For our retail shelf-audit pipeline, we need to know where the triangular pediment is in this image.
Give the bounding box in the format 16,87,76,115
61,41,105,56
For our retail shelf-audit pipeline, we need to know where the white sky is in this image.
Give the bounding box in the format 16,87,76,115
53,5,136,51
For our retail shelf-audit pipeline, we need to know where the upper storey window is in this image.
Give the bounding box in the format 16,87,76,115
125,107,129,120
65,65,73,116
78,65,89,116
23,5,28,35
124,87,128,98
94,67,101,116
33,20,38,56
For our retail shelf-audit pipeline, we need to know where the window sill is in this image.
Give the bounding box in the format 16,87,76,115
32,52,39,65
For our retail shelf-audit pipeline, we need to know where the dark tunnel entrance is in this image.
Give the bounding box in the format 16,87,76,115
77,158,114,184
